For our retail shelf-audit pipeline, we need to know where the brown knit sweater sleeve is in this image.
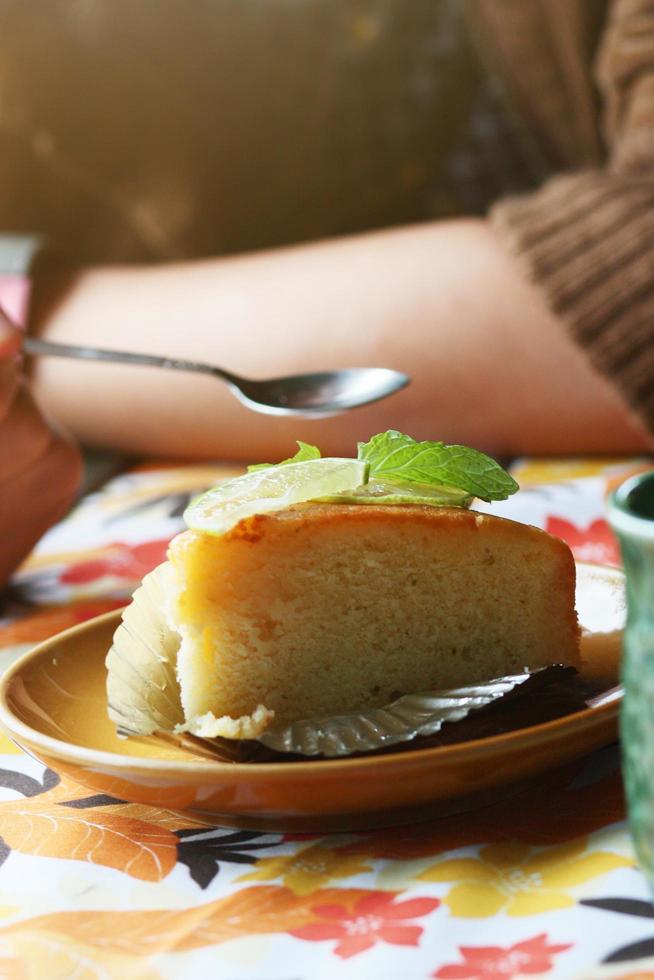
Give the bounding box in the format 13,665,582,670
490,0,654,433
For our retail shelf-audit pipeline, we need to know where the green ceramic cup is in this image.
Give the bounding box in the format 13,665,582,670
608,469,654,889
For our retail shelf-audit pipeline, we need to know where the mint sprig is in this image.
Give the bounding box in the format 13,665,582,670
357,430,518,502
247,430,518,504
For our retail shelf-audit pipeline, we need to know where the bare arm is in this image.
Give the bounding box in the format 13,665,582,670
30,218,650,461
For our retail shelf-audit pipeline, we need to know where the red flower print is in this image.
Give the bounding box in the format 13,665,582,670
290,891,439,959
433,933,572,979
60,539,171,585
545,516,620,566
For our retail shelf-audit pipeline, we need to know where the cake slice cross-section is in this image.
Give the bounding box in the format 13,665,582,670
166,504,580,735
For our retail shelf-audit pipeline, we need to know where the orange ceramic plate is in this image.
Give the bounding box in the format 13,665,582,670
0,563,625,831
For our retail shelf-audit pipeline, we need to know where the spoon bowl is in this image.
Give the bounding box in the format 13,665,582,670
233,367,410,416
23,338,410,417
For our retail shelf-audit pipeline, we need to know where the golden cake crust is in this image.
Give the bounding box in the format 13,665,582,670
226,502,489,539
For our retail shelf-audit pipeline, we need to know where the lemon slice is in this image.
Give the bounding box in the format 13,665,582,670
184,458,369,534
317,478,473,508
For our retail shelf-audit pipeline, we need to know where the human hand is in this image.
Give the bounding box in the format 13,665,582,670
0,310,82,589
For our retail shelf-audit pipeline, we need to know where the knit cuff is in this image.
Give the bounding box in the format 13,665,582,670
490,170,654,435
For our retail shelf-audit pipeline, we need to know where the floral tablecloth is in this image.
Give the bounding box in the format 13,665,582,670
1,456,654,980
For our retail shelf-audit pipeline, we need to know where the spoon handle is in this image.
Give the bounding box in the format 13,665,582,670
22,336,239,385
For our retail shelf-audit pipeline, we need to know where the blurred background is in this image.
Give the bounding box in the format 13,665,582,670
1,0,563,264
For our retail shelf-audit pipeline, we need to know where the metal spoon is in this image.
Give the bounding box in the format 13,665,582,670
23,337,410,417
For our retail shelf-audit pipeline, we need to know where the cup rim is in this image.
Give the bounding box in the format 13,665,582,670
608,469,654,539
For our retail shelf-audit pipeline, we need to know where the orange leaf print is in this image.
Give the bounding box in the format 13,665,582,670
90,801,215,833
0,948,24,980
0,779,178,881
1,887,379,956
0,929,161,980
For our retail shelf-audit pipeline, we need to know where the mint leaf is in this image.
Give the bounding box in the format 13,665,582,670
357,430,518,502
248,440,321,472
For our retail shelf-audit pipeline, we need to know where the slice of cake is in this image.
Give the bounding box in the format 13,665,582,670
166,503,580,735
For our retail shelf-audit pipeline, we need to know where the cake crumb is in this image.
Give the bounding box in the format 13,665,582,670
179,703,274,739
